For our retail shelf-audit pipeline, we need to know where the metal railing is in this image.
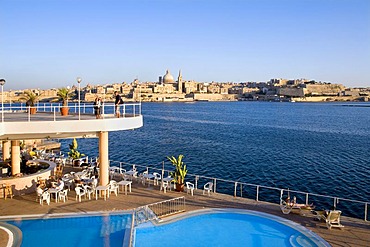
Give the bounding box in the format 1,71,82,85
109,160,369,221
133,196,186,226
0,102,141,122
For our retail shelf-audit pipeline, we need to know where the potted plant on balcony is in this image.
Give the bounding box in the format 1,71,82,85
57,87,74,116
168,154,188,192
68,138,85,167
20,91,39,114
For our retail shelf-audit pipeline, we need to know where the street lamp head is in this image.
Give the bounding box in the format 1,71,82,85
0,79,6,86
77,77,82,84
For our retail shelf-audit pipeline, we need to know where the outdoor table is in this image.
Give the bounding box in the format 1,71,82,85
161,177,174,191
95,185,109,200
118,180,132,195
48,188,60,203
143,173,155,187
124,170,137,181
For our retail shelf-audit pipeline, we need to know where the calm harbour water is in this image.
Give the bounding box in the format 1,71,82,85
60,102,370,218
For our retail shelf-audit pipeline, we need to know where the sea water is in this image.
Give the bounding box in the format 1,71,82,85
60,102,370,217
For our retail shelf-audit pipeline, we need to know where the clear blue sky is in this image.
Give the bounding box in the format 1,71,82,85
1,0,369,90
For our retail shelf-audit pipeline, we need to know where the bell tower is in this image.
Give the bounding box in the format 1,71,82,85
177,70,183,93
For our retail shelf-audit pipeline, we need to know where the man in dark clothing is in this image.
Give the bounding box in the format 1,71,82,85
114,91,122,118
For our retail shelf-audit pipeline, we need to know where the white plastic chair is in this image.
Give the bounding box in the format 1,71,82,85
203,182,213,196
162,181,170,193
83,185,94,200
153,172,161,186
58,189,69,202
40,191,50,206
108,180,119,196
75,187,86,202
186,182,195,196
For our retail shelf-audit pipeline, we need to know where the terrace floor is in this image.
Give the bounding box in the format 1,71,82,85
1,168,369,247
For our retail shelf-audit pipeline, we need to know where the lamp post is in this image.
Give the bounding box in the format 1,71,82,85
0,79,6,122
77,77,82,120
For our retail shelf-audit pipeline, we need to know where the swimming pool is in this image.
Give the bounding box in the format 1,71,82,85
134,209,330,247
4,212,132,247
2,209,329,247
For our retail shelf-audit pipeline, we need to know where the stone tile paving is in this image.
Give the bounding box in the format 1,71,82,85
0,178,369,246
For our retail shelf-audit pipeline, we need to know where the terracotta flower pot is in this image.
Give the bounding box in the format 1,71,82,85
176,183,185,192
60,107,69,116
29,107,37,115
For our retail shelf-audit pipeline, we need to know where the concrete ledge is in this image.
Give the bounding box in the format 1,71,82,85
0,160,56,196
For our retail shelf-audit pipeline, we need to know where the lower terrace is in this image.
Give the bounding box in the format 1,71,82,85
0,166,369,247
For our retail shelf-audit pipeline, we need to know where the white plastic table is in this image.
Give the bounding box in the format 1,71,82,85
95,185,109,200
118,180,132,195
48,188,60,202
143,173,155,187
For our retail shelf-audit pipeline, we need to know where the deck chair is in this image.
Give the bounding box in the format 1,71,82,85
75,187,86,202
40,191,50,206
186,182,195,196
280,196,315,215
153,172,161,186
203,182,213,196
323,210,344,229
108,180,119,196
58,189,69,203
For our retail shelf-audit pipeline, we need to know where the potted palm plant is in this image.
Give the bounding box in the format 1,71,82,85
168,154,188,192
57,87,74,116
68,138,85,167
20,91,39,114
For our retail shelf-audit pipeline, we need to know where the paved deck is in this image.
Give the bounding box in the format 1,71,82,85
0,174,369,247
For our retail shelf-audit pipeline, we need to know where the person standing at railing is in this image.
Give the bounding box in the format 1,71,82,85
93,96,101,119
114,91,123,118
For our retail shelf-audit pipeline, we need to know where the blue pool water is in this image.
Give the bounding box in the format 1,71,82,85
134,210,329,247
6,213,131,247
3,210,328,246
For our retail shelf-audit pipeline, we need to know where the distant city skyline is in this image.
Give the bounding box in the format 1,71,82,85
1,0,369,90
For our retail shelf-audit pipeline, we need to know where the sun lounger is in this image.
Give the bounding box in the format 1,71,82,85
314,210,344,229
280,196,315,215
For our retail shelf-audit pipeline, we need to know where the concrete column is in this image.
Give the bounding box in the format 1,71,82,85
11,140,21,175
98,131,109,186
2,141,11,161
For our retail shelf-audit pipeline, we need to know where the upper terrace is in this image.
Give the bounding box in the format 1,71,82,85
0,102,143,190
0,103,143,140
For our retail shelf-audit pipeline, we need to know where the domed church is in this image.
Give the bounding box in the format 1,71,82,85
163,69,175,84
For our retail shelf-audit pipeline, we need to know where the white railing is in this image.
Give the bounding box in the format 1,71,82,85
134,196,186,226
0,102,141,122
109,160,369,222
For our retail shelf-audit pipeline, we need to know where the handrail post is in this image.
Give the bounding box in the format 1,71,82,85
280,189,284,205
28,106,30,122
213,178,217,193
256,185,259,201
306,193,309,205
240,183,243,197
234,182,237,197
53,106,56,121
365,203,368,221
195,176,198,190
334,197,337,209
